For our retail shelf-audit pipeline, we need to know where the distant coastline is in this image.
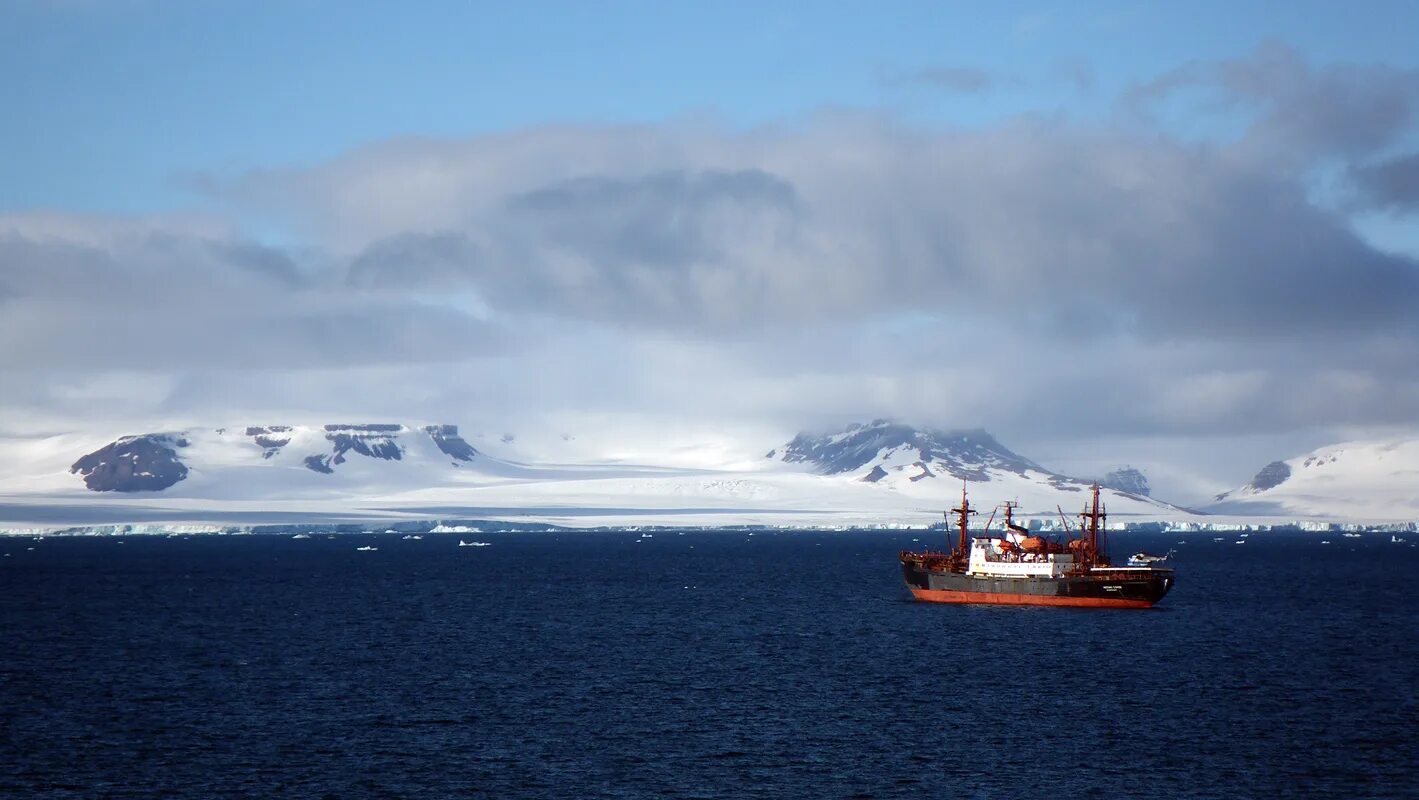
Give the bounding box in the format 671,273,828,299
4,507,1415,538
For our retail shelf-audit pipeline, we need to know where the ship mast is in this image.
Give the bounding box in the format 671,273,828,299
1080,484,1107,567
1003,500,1030,536
950,481,975,560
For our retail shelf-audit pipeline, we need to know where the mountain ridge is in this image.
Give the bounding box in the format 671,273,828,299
7,420,1418,526
771,419,1160,498
770,420,1047,482
764,420,1185,521
68,424,486,492
1208,437,1419,520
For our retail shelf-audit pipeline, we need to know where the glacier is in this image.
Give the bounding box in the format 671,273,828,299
3,421,1418,535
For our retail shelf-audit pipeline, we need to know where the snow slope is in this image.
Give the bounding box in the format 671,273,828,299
0,420,1200,529
12,421,1419,530
1208,437,1419,521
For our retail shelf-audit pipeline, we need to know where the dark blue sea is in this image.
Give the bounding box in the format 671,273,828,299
2,530,1417,799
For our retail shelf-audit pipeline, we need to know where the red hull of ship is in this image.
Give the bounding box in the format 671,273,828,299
909,587,1155,609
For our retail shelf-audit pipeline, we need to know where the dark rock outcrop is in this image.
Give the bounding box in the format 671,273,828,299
246,425,293,459
860,465,888,483
1249,461,1292,492
71,435,189,492
304,425,405,473
425,425,478,462
327,426,402,463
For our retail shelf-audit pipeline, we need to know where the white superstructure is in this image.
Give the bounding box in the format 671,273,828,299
966,538,1076,578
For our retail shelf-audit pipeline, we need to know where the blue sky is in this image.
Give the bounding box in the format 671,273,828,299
5,1,1418,214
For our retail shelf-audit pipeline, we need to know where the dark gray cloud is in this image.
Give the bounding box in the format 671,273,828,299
0,224,505,373
348,231,482,290
509,169,795,237
503,168,798,271
1127,42,1419,163
493,168,801,325
1350,151,1419,212
208,240,306,286
320,124,1419,342
346,169,805,328
1219,44,1419,159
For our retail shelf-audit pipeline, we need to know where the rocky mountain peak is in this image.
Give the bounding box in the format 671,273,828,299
70,434,190,492
771,421,1043,483
1102,466,1151,497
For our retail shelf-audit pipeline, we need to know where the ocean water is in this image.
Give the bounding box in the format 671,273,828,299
2,530,1416,799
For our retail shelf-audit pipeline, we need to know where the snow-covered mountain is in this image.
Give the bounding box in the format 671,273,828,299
771,422,1043,482
8,420,1419,531
0,419,1194,529
766,420,1180,515
1101,467,1151,497
70,433,192,492
66,424,500,494
1208,437,1419,521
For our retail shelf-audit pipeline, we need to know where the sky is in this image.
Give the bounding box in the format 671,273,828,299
3,1,1419,503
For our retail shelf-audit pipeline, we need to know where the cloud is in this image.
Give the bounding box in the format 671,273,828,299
166,65,1419,452
1127,41,1419,163
885,66,1007,94
347,168,805,329
0,217,507,374
219,117,1419,343
347,231,482,291
8,46,1419,491
1349,151,1419,212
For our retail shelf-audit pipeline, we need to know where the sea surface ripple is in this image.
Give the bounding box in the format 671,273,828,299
2,530,1416,798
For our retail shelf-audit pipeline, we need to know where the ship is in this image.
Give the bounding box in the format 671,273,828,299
900,484,1175,608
